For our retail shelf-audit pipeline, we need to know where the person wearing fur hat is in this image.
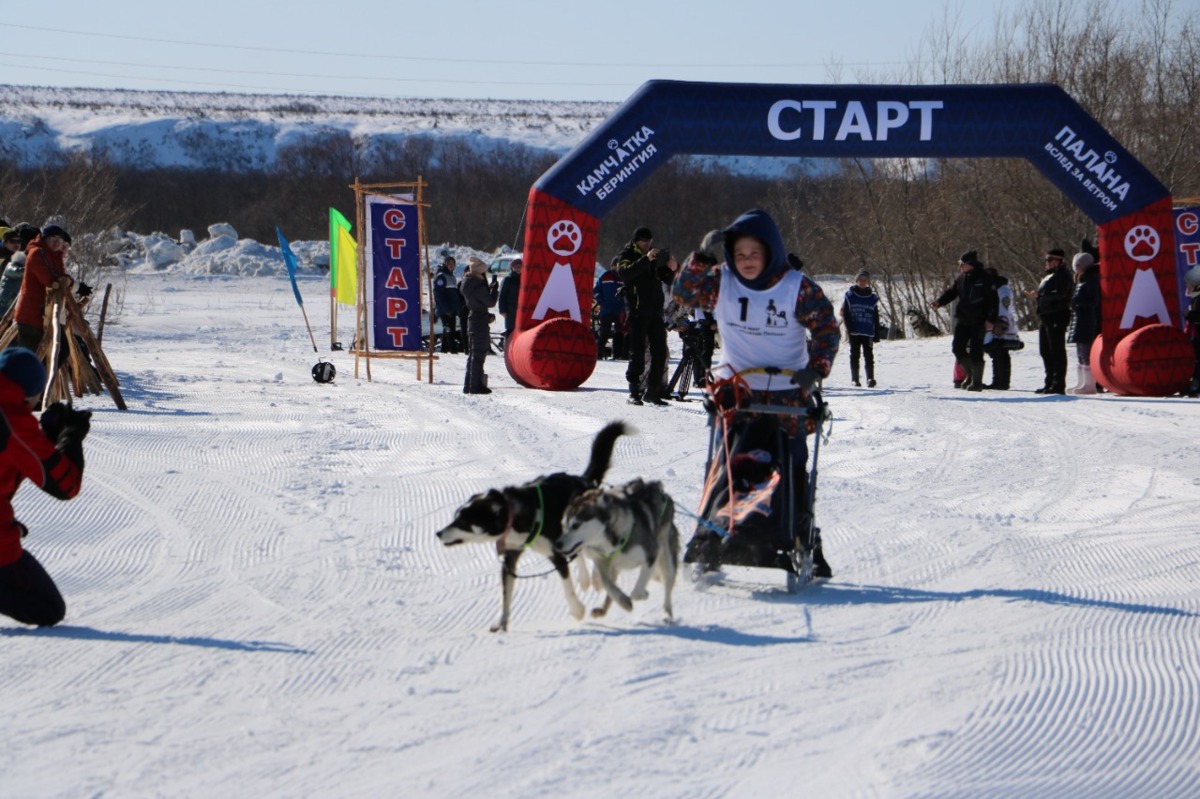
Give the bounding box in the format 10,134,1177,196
1024,248,1074,394
12,225,74,353
672,208,841,577
1067,251,1102,394
459,256,499,394
930,250,998,391
840,270,880,387
0,348,90,627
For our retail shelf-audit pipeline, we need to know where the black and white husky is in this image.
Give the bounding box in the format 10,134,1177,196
435,421,629,632
557,478,680,624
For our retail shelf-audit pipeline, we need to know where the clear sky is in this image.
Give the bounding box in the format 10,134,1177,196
1,0,1010,102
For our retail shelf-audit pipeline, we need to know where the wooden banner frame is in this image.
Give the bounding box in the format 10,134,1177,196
350,177,438,383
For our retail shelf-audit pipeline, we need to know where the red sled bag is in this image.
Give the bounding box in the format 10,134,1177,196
953,360,967,386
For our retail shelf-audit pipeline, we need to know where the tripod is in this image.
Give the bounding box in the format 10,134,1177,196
666,322,711,401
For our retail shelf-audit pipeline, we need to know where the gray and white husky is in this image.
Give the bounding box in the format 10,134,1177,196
557,478,680,623
435,421,629,632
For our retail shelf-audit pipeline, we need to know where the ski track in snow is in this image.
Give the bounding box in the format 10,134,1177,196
2,274,1199,798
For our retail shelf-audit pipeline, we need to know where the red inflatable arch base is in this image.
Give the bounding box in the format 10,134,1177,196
1091,325,1193,397
505,318,597,391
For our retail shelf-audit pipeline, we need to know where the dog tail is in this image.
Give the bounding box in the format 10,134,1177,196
583,421,629,484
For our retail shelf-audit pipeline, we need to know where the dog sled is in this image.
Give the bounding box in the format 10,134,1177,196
683,366,830,593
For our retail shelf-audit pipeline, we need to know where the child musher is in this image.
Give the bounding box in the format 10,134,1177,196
840,270,880,387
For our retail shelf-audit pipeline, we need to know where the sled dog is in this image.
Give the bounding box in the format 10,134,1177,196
905,308,942,338
557,478,680,623
435,421,628,632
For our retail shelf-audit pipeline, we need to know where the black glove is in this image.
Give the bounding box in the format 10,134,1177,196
40,401,71,440
490,275,499,288
43,404,91,442
873,336,880,343
77,281,94,299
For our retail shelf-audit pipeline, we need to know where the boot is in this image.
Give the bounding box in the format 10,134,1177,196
988,356,1011,390
967,360,984,392
1070,365,1096,395
851,365,860,387
1068,364,1084,392
812,532,832,579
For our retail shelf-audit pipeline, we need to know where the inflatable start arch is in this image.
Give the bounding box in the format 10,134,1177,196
506,81,1189,395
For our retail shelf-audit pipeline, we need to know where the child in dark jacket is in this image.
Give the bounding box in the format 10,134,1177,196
840,270,880,387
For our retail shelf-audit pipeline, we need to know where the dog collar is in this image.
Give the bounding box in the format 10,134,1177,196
524,484,546,549
499,484,546,551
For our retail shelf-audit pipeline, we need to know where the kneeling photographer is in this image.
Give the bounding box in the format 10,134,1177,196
0,347,91,627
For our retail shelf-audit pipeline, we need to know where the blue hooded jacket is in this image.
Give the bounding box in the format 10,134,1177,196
721,208,791,291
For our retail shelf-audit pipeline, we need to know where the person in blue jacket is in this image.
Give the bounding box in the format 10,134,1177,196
433,257,461,354
840,270,880,387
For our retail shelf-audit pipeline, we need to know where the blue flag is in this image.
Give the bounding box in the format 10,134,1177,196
276,226,305,307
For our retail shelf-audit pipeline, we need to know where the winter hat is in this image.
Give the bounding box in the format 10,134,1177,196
958,250,981,267
467,256,487,275
0,347,46,397
1072,252,1095,272
12,223,40,247
1185,265,1200,298
856,269,871,281
632,226,653,243
1045,248,1066,260
510,257,523,270
40,224,72,244
0,227,12,244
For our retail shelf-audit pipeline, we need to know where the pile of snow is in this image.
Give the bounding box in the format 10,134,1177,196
101,223,497,277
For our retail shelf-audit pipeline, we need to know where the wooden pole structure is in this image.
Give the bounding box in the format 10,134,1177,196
96,283,112,344
347,177,436,383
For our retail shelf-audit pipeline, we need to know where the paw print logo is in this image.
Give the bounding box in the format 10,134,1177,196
1124,225,1160,262
547,220,582,257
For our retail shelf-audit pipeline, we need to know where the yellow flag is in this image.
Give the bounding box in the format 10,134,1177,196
330,208,358,306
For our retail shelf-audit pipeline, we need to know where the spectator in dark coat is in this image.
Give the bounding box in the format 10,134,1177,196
12,225,73,353
930,250,997,392
0,348,89,627
1067,252,1102,394
840,270,880,387
459,257,499,394
497,258,522,343
593,257,626,360
432,257,461,354
616,227,672,405
1024,248,1074,394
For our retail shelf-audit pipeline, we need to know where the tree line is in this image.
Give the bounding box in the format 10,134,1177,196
0,0,1195,334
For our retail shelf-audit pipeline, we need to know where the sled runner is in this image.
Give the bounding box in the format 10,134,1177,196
683,366,830,593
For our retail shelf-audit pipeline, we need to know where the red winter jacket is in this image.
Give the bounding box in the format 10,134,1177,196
14,236,71,328
0,376,82,565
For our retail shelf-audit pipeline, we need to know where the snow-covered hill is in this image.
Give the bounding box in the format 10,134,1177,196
0,84,616,170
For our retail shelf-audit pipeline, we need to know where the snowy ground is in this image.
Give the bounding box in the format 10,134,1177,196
3,269,1199,798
